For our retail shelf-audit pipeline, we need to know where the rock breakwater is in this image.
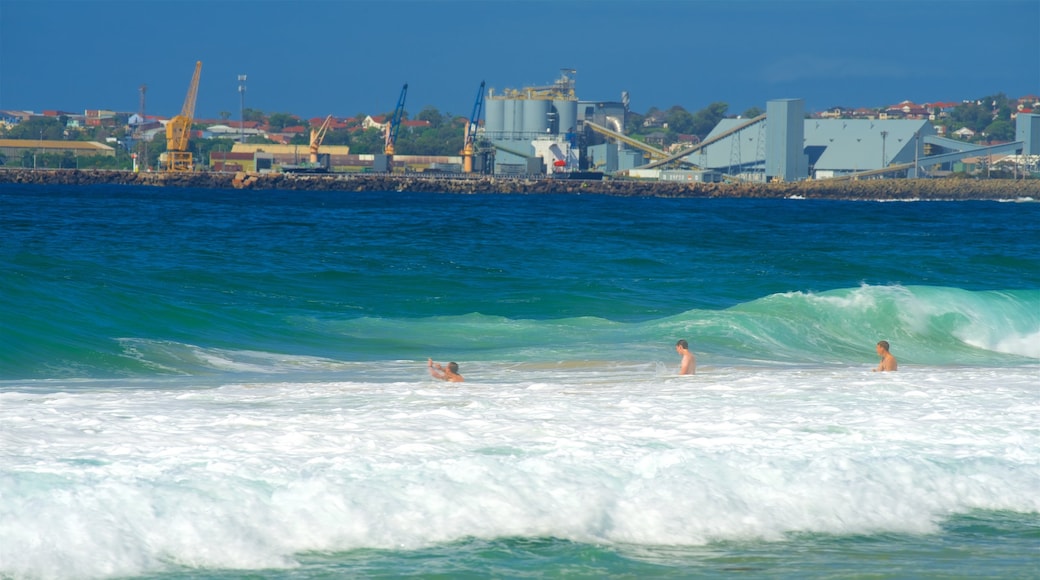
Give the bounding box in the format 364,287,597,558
2,168,1037,201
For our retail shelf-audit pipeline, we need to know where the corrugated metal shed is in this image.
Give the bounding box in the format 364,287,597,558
697,118,934,178
0,139,115,157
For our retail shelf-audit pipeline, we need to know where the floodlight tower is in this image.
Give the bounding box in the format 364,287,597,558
238,74,247,143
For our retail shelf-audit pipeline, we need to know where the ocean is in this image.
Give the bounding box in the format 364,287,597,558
1,184,1037,579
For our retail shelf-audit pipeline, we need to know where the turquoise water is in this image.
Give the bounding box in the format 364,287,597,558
1,184,1038,578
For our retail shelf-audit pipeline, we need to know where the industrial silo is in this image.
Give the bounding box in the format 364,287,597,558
523,98,551,136
554,98,578,136
485,97,505,138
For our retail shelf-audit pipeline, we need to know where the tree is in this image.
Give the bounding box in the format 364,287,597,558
242,108,265,123
416,106,444,128
323,129,350,147
984,119,1014,142
3,116,64,140
267,112,299,132
664,106,695,134
625,110,645,134
348,127,384,154
742,106,764,119
950,101,991,132
691,102,728,138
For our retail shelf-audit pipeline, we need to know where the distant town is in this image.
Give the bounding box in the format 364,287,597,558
0,85,1036,181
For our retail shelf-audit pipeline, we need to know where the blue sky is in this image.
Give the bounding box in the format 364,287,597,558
1,0,1037,122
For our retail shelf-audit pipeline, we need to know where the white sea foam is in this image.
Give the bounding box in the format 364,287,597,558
1,365,1038,578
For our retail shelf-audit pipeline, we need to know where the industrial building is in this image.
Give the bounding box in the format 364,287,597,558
483,71,641,176
692,99,937,181
484,70,581,175
0,139,115,163
481,71,1039,181
682,99,1035,181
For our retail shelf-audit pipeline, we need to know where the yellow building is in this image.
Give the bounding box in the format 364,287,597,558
0,138,115,160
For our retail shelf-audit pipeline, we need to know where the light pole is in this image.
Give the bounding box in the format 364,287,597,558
238,74,247,144
880,130,888,171
34,129,42,170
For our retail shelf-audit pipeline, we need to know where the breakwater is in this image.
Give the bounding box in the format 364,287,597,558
2,168,1037,200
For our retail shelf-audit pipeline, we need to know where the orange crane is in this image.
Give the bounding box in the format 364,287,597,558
165,61,202,172
461,81,485,173
309,115,333,164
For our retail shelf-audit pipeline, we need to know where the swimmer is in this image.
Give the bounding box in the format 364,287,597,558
676,339,696,375
428,358,464,382
873,340,898,372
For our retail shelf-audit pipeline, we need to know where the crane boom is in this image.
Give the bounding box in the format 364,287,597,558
165,60,202,172
461,81,485,173
383,83,408,156
309,115,333,163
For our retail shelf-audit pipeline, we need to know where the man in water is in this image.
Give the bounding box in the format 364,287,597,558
428,358,464,382
873,340,898,372
676,339,696,375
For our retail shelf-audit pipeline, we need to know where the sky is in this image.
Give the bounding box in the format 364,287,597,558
1,0,1037,122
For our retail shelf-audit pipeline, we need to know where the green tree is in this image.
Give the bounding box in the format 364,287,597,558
742,106,764,118
984,119,1015,142
691,102,728,138
416,106,444,128
664,106,695,134
323,129,350,147
267,112,299,132
242,108,265,123
3,116,64,140
950,101,991,132
350,127,386,154
625,110,645,134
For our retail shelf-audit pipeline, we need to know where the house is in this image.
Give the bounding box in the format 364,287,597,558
953,127,976,139
642,113,665,128
883,101,930,120
644,131,666,147
0,110,31,128
363,115,387,130
85,109,118,127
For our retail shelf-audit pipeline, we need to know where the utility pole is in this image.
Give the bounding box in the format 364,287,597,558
238,74,247,144
139,84,148,171
880,130,888,173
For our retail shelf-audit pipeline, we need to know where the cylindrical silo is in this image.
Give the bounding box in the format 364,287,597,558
485,98,504,137
503,98,516,137
523,99,550,135
554,99,578,137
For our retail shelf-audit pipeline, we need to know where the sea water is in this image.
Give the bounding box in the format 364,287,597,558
1,184,1037,579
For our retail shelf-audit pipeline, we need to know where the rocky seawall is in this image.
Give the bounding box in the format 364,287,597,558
2,168,1037,201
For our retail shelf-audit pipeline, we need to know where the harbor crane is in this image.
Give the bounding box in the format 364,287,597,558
309,114,333,164
165,60,202,172
384,83,408,156
283,114,335,173
461,81,485,173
